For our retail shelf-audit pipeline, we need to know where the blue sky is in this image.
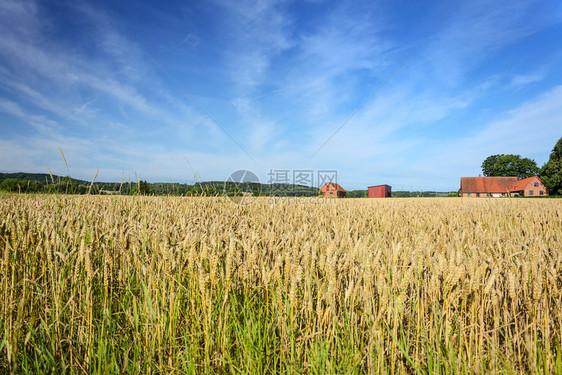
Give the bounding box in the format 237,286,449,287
0,0,561,191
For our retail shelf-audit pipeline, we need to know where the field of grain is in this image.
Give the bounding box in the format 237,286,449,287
1,195,561,373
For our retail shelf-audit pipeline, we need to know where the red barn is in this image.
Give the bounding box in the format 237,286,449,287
320,182,346,198
368,185,391,198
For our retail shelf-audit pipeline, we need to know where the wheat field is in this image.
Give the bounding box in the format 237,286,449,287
1,195,561,373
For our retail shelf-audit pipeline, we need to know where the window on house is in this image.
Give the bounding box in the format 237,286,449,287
540,191,544,195
529,190,534,195
468,193,471,197
534,182,539,187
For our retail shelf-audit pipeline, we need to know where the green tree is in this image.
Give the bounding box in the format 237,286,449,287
0,179,23,192
131,180,152,195
204,186,217,196
481,154,539,178
61,176,79,193
46,176,81,194
227,187,242,197
0,178,45,193
187,186,202,196
540,137,562,195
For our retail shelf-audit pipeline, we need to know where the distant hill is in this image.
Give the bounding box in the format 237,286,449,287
0,172,89,184
0,172,320,196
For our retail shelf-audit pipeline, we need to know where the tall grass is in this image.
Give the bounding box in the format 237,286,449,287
1,196,561,373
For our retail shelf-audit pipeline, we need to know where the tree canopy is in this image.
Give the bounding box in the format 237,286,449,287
0,179,43,193
540,137,562,195
481,154,539,178
131,180,152,195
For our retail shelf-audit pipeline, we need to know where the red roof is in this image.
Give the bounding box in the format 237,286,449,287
460,177,518,193
510,176,538,191
461,176,543,193
320,182,346,192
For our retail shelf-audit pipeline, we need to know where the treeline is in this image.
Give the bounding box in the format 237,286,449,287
0,176,115,194
0,173,320,196
0,173,460,197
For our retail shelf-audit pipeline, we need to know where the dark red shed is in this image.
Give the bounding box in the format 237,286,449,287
368,185,391,198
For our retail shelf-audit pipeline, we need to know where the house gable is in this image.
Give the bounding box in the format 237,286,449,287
319,182,346,197
509,176,548,196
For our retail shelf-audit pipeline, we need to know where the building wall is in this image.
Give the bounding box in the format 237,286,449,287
461,192,507,198
322,189,336,197
520,178,548,197
368,185,391,198
462,192,491,197
320,186,345,197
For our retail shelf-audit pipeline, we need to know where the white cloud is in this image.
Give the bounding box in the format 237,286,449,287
0,0,560,193
159,33,200,54
404,85,562,189
215,0,295,92
510,74,543,87
0,99,59,134
424,0,545,87
468,85,562,156
0,0,39,37
0,0,160,119
0,139,41,173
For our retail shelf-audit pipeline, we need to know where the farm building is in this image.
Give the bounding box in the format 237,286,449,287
320,182,346,198
460,176,548,197
368,185,391,198
509,176,549,197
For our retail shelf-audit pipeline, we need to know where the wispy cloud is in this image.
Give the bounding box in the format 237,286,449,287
214,0,294,92
510,73,543,87
404,85,562,188
0,99,59,134
159,33,200,54
423,0,547,87
0,0,561,190
0,0,173,121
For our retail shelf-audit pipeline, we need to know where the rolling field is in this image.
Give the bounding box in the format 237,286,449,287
1,195,561,373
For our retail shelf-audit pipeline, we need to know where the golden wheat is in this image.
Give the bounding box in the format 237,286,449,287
0,195,561,373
